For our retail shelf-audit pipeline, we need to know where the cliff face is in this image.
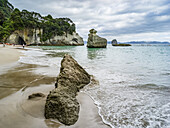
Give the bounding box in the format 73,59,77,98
7,29,84,46
46,32,84,46
7,29,42,45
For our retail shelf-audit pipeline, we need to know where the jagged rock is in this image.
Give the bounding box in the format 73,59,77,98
28,93,45,100
87,29,107,48
45,55,90,125
111,39,118,46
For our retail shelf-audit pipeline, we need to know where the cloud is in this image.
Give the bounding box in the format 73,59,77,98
9,0,170,41
155,15,170,21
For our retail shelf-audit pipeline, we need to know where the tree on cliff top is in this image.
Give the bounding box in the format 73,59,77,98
0,0,76,43
1,8,24,42
0,11,5,25
0,0,14,18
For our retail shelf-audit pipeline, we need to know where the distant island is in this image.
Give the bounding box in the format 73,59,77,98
107,41,170,45
111,39,131,46
0,0,83,46
120,41,170,45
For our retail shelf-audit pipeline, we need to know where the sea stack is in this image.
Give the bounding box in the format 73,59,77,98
111,39,118,46
87,29,107,48
112,39,131,46
44,55,90,125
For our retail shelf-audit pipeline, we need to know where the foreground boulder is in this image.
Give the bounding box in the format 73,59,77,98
87,29,107,48
45,55,90,125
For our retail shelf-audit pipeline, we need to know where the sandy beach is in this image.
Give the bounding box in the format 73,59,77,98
0,45,110,128
0,44,21,66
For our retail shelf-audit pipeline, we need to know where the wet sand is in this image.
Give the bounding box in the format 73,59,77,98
0,63,56,99
64,92,111,128
0,83,110,128
0,45,110,128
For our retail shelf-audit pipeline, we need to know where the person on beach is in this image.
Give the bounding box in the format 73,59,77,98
3,43,5,47
23,44,25,48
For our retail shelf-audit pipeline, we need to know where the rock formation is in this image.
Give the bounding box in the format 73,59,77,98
111,39,118,46
7,29,84,46
87,29,107,48
28,93,45,100
112,39,131,46
48,32,84,46
44,55,90,125
7,29,41,45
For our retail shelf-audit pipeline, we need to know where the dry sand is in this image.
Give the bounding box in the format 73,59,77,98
0,44,21,65
0,45,110,128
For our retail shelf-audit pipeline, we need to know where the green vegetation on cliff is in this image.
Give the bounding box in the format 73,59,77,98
0,0,14,19
0,0,76,42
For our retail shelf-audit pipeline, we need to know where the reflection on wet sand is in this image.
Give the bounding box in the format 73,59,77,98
0,63,55,99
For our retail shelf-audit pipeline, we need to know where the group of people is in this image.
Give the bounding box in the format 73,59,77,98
2,43,25,48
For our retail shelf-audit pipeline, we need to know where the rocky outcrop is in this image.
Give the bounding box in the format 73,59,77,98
87,29,107,48
7,29,84,46
113,43,131,46
28,93,45,100
7,29,42,45
111,39,118,46
112,39,131,46
45,32,84,46
44,55,90,125
112,43,131,46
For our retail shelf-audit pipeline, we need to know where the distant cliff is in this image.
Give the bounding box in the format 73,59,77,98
0,0,84,45
7,29,84,46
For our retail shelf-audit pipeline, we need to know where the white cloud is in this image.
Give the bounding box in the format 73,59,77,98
9,0,170,41
110,32,170,42
155,15,170,21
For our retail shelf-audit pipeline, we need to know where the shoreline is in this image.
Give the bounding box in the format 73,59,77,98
0,45,110,128
70,92,111,128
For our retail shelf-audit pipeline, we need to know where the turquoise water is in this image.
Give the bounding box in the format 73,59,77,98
20,44,170,128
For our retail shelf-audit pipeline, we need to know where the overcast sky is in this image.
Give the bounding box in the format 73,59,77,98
9,0,170,42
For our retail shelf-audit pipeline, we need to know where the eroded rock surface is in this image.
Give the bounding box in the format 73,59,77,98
87,29,107,48
7,29,84,46
45,55,90,125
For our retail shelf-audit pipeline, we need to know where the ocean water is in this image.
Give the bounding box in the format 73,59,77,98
19,44,170,128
